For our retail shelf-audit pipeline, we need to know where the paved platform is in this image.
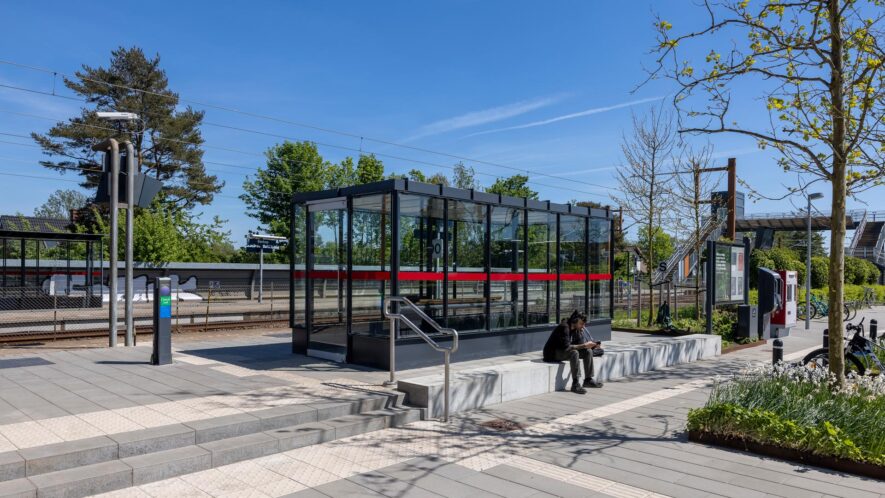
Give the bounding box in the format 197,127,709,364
88,317,885,498
0,309,882,497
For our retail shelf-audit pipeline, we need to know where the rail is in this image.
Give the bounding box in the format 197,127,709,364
653,214,721,286
848,210,867,256
383,296,459,422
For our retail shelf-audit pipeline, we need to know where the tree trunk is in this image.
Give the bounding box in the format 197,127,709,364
827,0,846,384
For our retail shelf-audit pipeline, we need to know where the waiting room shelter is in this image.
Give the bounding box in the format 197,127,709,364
290,179,613,369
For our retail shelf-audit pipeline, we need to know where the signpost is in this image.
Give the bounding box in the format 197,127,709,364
245,232,287,304
151,277,172,365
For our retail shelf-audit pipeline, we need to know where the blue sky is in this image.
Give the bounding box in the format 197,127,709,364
0,0,876,247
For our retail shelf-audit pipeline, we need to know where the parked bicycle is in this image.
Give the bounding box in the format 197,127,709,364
797,293,855,321
802,317,884,376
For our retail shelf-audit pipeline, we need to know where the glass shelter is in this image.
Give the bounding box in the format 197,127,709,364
291,179,613,369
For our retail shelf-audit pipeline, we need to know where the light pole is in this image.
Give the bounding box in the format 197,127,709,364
806,192,823,330
92,138,120,346
95,112,140,346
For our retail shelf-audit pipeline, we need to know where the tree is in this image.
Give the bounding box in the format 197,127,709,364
452,161,478,189
34,189,89,219
612,108,678,325
32,47,222,210
651,0,885,383
82,204,233,265
486,174,539,199
672,145,720,318
241,141,329,238
356,154,385,184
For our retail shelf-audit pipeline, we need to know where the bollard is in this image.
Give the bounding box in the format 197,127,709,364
871,319,878,342
772,338,784,364
822,328,829,350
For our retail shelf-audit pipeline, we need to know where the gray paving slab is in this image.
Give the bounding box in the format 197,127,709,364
281,487,329,498
0,450,25,481
0,477,35,498
482,464,610,498
345,470,446,498
402,458,559,498
266,422,336,451
184,412,261,444
109,423,196,459
373,460,505,498
313,478,387,497
199,431,279,467
19,435,118,476
524,452,711,498
26,459,131,498
123,445,211,485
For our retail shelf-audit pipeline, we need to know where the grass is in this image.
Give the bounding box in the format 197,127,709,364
688,363,885,465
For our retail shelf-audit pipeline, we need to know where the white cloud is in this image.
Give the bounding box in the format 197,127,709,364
466,96,666,137
406,95,563,141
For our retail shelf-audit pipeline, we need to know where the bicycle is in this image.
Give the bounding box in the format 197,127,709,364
800,293,855,321
802,318,884,376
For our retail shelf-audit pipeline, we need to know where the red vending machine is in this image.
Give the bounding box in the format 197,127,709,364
771,270,797,337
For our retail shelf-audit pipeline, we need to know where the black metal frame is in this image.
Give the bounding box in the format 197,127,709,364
0,230,103,310
291,179,614,368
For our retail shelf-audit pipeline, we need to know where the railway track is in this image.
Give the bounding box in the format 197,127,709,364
0,318,289,344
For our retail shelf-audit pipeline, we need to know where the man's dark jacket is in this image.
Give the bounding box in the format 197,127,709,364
543,323,572,362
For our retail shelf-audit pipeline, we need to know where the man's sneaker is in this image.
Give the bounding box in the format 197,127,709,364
583,379,604,388
571,383,587,395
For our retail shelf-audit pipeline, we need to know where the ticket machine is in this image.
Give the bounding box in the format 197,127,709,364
757,268,782,339
771,270,797,337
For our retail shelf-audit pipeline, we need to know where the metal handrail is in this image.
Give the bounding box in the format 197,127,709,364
848,210,867,256
382,296,459,422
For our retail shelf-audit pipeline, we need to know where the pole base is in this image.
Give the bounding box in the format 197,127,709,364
382,380,397,387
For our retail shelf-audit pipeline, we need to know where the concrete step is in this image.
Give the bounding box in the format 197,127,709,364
0,391,403,483
0,406,423,498
397,334,721,418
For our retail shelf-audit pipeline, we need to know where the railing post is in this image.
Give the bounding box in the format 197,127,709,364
443,350,451,423
383,298,397,387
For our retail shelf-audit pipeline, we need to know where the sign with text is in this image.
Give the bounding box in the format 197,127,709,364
714,242,745,304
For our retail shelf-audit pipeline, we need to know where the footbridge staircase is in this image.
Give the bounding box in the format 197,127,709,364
848,210,885,275
652,214,722,286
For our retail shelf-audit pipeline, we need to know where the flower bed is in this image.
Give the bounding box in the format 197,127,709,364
687,363,885,478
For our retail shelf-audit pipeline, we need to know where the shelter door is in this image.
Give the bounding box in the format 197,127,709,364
307,199,349,355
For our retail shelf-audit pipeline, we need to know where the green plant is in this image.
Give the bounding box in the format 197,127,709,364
687,404,872,464
691,363,885,465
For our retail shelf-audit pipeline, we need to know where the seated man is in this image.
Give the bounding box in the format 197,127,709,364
542,310,603,394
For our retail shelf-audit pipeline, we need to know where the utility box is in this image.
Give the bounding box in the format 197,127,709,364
151,277,172,365
758,267,783,339
772,270,798,337
736,304,758,340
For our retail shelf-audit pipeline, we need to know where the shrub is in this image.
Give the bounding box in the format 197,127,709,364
690,363,885,465
810,256,829,288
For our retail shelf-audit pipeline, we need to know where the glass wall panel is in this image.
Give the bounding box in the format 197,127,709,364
447,200,487,332
560,215,587,317
351,194,391,337
309,206,348,349
589,218,612,319
292,203,306,328
526,211,557,325
490,206,523,330
398,195,446,332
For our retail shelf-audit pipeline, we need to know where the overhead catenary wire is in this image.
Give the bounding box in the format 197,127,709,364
0,102,613,199
0,59,618,192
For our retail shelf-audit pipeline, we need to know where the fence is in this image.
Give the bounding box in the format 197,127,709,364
0,280,291,341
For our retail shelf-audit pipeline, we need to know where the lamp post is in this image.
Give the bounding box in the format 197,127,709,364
95,112,140,346
806,192,823,330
